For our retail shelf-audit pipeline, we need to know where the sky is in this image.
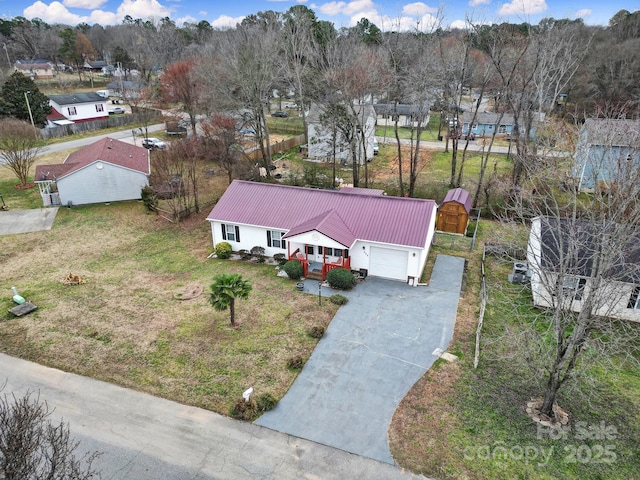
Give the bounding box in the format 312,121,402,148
0,0,634,31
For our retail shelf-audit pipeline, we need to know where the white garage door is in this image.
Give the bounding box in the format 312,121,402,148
369,246,408,281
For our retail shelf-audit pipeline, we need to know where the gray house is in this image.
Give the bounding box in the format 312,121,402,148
572,119,640,191
34,138,150,207
373,103,430,128
306,103,376,164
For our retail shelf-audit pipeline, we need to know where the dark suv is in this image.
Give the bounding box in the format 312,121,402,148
271,111,288,118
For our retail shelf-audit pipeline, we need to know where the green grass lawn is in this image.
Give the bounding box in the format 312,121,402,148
389,221,640,479
0,193,338,417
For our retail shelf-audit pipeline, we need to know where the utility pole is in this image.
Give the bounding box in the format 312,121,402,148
24,91,37,137
2,43,11,67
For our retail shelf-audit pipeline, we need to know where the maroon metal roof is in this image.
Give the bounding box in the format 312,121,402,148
207,180,437,248
35,137,150,182
283,210,356,247
442,188,472,213
340,186,384,196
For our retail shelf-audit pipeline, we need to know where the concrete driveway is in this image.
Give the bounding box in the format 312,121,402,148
0,208,58,236
256,254,465,464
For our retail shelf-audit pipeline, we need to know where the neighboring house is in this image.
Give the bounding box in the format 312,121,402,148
436,188,472,235
373,103,430,128
460,111,543,139
527,216,640,323
207,181,438,284
15,59,54,79
306,102,376,164
572,118,640,191
34,137,150,207
106,80,143,99
84,60,108,71
48,93,108,124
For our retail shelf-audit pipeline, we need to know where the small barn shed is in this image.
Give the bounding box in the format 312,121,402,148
437,188,472,234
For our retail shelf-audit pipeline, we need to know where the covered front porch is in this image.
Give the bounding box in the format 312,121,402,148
288,244,351,281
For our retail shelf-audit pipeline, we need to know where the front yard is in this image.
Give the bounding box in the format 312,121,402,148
0,198,337,414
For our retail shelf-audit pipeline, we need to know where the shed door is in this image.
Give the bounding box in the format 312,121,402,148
369,247,408,281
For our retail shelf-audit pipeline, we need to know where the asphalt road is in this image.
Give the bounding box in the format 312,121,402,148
0,353,428,480
38,123,165,156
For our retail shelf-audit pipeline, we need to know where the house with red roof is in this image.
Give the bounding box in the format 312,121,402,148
207,181,438,284
34,137,150,207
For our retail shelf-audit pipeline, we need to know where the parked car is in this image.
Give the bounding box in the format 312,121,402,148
142,137,167,149
284,103,298,109
271,111,289,118
238,127,256,135
108,106,125,115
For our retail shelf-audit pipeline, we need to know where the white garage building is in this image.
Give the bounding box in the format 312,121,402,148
206,181,437,284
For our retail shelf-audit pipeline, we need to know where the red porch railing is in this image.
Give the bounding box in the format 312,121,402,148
288,248,309,277
322,257,351,281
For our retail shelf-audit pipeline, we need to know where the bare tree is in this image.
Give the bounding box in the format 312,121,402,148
200,114,246,184
0,387,100,480
159,58,202,136
0,119,41,186
493,117,640,421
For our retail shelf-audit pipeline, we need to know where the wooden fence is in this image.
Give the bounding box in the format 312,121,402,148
474,244,488,368
246,134,305,161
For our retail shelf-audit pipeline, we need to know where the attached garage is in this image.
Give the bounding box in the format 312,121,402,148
369,246,408,281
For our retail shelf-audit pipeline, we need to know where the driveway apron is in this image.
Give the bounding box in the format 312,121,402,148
256,254,465,464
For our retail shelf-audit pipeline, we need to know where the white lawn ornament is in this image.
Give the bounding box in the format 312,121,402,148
242,387,254,402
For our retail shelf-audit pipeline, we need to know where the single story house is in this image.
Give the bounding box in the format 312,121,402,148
306,102,376,164
207,181,438,284
436,188,472,235
106,80,144,99
15,60,54,79
84,60,108,71
48,93,108,124
572,118,640,191
34,137,150,207
373,103,430,128
527,216,640,322
460,111,542,139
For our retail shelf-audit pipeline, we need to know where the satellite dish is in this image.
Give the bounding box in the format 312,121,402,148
242,387,253,402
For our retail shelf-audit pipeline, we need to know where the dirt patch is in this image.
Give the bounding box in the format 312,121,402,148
14,183,36,190
174,284,204,300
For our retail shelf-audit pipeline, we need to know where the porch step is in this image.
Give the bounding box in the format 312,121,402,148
306,270,323,281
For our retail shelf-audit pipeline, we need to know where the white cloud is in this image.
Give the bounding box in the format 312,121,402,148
24,1,85,24
23,0,171,25
115,0,172,20
498,0,547,16
211,14,244,29
402,2,437,16
176,15,197,26
313,0,376,17
199,10,207,17
449,19,468,29
575,9,591,18
63,0,107,8
469,0,490,6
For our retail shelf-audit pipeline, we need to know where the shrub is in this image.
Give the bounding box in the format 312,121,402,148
141,185,157,211
273,253,287,265
215,242,232,259
231,397,258,421
251,246,266,263
327,268,355,290
309,326,325,338
238,249,252,260
330,294,348,305
283,260,303,280
256,393,278,413
287,355,305,369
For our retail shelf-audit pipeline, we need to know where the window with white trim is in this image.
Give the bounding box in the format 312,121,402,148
96,104,104,112
627,286,640,309
267,230,286,249
68,106,77,116
556,276,587,300
221,224,240,242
